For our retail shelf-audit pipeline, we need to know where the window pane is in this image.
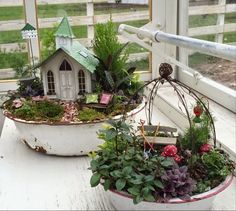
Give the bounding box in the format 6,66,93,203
47,71,55,94
189,53,236,90
78,70,86,94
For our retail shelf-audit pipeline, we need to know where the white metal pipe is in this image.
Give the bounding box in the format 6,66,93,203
119,24,236,62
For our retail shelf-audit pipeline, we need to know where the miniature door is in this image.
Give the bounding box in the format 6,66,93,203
59,60,75,100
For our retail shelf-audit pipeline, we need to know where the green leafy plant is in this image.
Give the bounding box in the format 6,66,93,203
89,120,201,204
93,20,142,95
180,101,212,153
188,149,235,194
40,24,57,60
10,45,29,78
89,109,235,205
17,77,44,97
201,149,234,183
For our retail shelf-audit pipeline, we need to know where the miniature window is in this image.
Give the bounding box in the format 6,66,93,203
47,70,55,95
59,38,66,45
59,59,72,71
78,69,86,94
79,51,88,58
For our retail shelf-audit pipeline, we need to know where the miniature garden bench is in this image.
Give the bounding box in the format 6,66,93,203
82,93,113,111
138,124,178,145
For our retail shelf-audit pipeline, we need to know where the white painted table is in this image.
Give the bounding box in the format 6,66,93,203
0,106,235,210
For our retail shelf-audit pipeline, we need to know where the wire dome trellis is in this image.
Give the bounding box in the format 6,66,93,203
124,62,216,153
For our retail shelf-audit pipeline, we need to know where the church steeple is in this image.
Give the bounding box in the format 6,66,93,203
55,16,75,50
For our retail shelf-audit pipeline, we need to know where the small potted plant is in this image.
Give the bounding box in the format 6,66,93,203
88,63,235,210
89,116,234,210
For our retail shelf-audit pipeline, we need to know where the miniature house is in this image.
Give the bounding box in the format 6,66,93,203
39,16,98,101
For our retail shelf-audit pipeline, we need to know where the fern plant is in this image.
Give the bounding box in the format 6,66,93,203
93,21,137,93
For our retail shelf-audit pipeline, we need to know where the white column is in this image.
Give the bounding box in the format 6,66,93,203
23,0,40,65
151,0,178,79
87,0,94,40
178,0,189,79
215,0,226,43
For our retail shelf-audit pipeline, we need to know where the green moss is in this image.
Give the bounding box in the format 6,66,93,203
35,101,64,119
78,108,105,122
14,101,36,120
13,100,64,121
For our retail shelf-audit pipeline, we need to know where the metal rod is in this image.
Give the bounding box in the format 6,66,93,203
119,24,236,62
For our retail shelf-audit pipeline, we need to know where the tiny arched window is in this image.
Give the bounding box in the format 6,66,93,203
47,70,55,95
59,59,72,71
78,70,86,94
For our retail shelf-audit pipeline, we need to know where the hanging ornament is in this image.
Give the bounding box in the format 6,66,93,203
193,104,203,117
200,143,212,153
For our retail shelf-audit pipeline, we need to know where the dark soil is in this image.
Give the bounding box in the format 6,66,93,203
195,59,236,90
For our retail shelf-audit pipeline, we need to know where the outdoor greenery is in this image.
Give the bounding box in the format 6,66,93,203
0,51,28,70
0,3,148,20
0,2,235,71
0,19,148,71
41,24,57,60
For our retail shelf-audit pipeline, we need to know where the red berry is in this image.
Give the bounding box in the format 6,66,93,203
194,105,203,117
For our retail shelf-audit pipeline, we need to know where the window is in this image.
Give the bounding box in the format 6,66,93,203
59,59,72,71
78,70,86,94
47,70,55,95
59,38,66,45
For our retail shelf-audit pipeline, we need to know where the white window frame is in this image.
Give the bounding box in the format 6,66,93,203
78,69,86,94
119,0,236,112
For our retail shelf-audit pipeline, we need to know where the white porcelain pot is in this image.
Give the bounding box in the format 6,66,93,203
107,175,234,210
3,100,146,156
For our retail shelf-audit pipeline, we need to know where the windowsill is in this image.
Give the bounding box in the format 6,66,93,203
145,83,236,160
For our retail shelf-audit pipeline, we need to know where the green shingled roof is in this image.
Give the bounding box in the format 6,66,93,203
38,16,98,73
61,41,98,73
38,42,98,73
21,23,36,31
55,16,75,38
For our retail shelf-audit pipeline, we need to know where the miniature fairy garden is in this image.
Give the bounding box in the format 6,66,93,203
3,19,144,124
1,18,145,156
89,63,235,210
